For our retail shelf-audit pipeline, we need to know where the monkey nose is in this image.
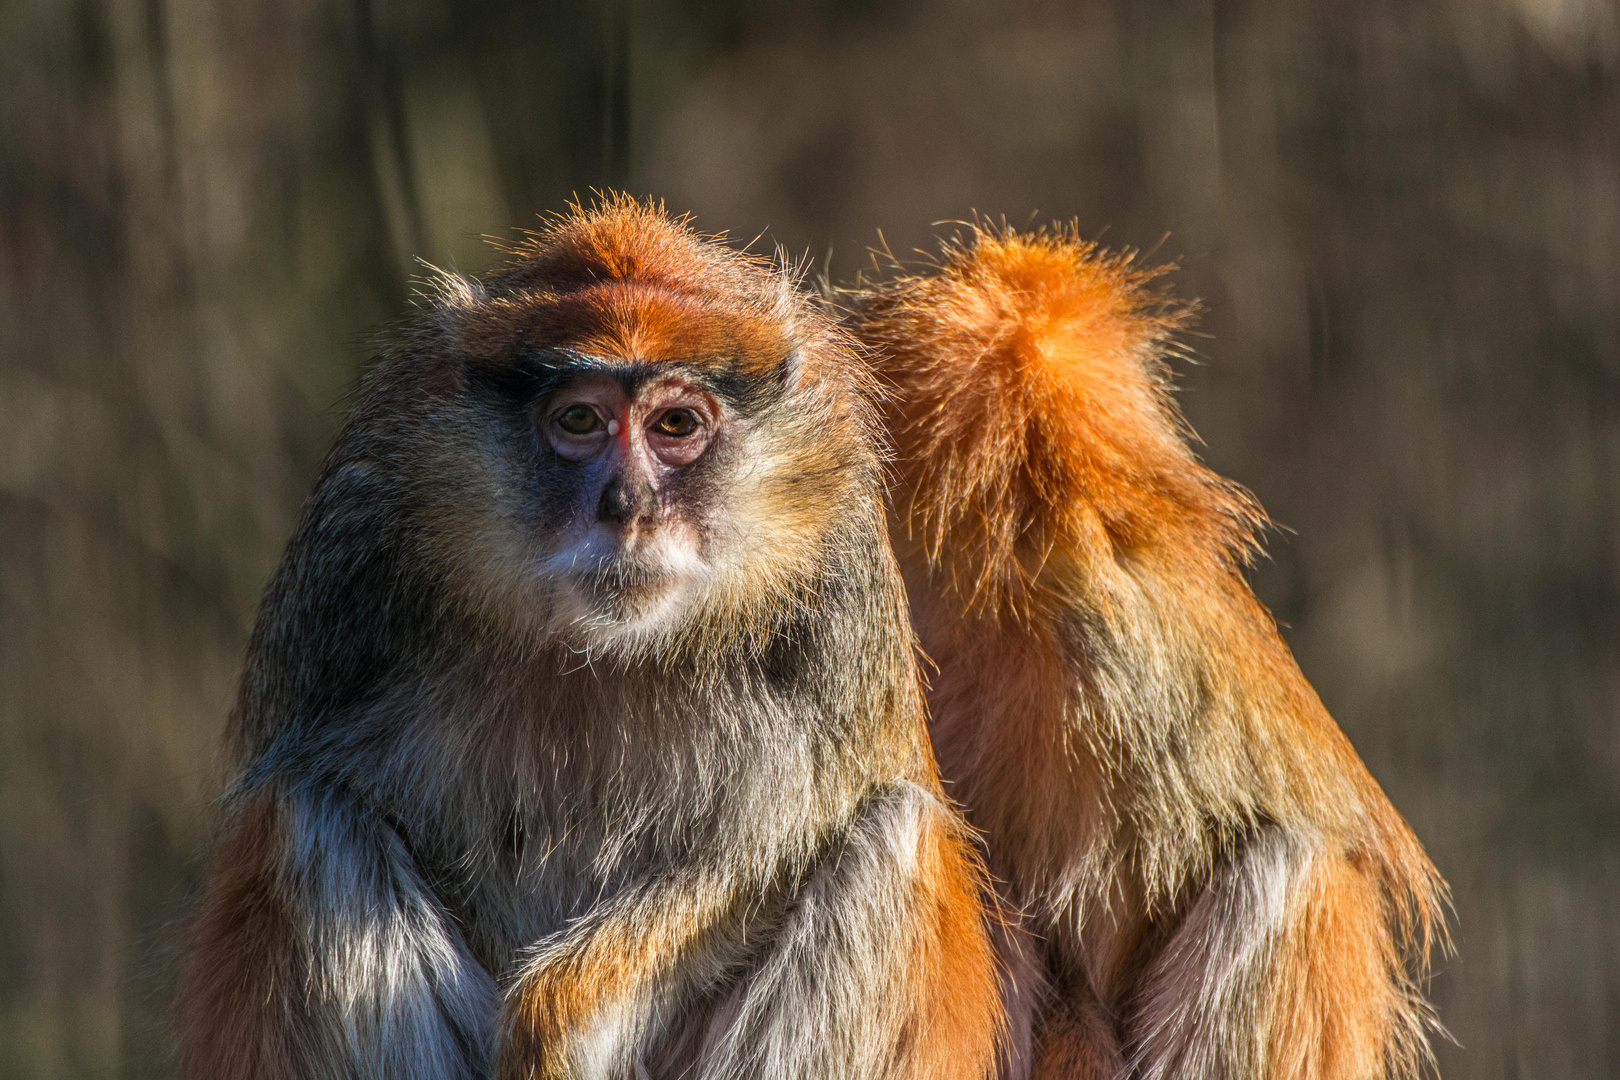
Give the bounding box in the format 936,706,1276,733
597,474,657,528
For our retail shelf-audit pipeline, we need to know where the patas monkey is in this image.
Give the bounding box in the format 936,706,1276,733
176,198,1002,1080
848,226,1446,1080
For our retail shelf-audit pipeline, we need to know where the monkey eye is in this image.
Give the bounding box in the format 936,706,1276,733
555,404,603,435
652,409,700,437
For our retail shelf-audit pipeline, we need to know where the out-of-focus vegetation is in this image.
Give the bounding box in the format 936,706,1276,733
1,0,1616,1075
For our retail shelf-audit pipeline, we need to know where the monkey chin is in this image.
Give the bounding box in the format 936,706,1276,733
544,530,712,649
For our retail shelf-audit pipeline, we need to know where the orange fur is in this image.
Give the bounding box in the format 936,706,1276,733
174,794,294,1080
501,939,631,1080
501,929,659,1080
1267,852,1396,1080
449,195,809,382
855,227,1246,620
1030,993,1127,1080
901,816,1006,1080
848,224,1446,1079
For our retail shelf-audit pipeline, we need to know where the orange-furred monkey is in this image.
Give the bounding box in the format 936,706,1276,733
847,227,1446,1080
175,199,1001,1080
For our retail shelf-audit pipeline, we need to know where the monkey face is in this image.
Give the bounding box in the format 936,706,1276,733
407,203,875,656
531,368,727,631
417,338,870,659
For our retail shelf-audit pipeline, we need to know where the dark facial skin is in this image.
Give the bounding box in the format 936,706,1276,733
543,371,719,477
540,372,724,526
531,370,729,621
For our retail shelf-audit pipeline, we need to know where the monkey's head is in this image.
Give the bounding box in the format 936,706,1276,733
376,198,874,655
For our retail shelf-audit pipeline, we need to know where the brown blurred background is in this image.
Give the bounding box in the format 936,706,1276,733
2,0,1617,1075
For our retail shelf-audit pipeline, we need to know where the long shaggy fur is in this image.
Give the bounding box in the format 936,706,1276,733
177,197,1002,1080
846,224,1446,1080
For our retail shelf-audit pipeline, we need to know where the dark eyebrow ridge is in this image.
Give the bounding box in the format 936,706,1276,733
507,348,787,415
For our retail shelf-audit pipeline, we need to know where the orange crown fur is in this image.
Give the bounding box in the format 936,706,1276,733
433,195,814,386
855,225,1264,619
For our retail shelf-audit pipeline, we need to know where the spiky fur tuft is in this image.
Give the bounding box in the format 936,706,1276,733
855,224,1262,623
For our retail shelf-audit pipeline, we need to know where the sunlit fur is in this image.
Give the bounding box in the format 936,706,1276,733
846,225,1448,1080
176,197,1002,1080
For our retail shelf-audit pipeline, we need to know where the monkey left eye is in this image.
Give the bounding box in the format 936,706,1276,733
652,409,700,437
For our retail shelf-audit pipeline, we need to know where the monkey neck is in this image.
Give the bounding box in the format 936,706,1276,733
238,490,929,848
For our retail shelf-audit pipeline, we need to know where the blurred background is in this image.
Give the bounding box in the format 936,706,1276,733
2,0,1617,1075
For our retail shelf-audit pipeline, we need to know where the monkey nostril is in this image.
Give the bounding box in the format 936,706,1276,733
597,482,631,524
597,475,656,527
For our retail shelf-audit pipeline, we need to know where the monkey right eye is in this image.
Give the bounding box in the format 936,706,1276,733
555,404,603,435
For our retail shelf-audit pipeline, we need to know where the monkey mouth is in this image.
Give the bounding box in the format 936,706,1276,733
540,523,709,633
554,545,703,629
578,556,673,603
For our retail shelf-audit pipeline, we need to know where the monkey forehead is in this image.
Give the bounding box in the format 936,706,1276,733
455,281,801,382
538,282,794,372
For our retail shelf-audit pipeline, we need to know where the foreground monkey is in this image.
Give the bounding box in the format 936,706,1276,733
175,199,1000,1079
847,228,1446,1079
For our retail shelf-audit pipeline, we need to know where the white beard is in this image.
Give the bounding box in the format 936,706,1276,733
540,521,713,647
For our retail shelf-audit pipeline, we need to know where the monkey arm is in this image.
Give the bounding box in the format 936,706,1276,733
1020,555,1443,1080
1122,826,1428,1080
497,782,999,1080
693,782,1000,1080
176,781,498,1080
495,862,745,1080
